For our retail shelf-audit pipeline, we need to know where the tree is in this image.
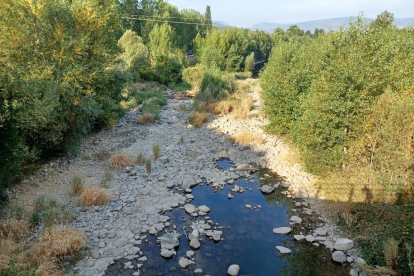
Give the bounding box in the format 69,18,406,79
118,30,149,68
244,52,255,72
149,23,175,63
371,10,395,29
205,5,212,31
286,25,304,37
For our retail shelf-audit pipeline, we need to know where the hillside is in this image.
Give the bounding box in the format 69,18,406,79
250,17,414,32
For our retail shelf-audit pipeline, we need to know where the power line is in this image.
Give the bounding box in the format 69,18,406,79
122,16,319,30
121,17,212,26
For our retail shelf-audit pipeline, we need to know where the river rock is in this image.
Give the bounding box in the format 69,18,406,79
294,235,305,242
275,246,292,254
290,216,302,224
190,239,200,249
236,164,256,172
179,257,189,268
334,238,354,251
332,251,347,263
194,268,203,275
184,204,196,214
314,229,327,236
159,232,180,249
160,249,174,258
305,235,316,242
198,205,210,213
273,227,291,234
227,264,240,275
260,185,274,194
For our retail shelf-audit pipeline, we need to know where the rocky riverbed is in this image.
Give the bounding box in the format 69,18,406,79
10,86,365,276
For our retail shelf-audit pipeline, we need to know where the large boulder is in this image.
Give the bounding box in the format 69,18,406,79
334,238,354,251
198,205,210,213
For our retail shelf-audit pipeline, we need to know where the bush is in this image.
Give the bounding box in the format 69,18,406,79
182,64,205,90
77,187,110,207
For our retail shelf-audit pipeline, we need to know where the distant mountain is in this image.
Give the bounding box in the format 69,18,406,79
250,17,414,33
213,20,232,30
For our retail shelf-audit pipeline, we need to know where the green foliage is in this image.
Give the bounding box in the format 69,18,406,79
199,45,223,70
7,258,37,276
244,52,255,72
371,10,395,29
195,68,236,102
182,64,205,89
261,15,414,176
0,0,126,202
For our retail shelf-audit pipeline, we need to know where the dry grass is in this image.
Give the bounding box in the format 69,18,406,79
36,260,62,276
384,238,399,270
356,264,398,276
137,113,155,124
71,176,84,195
233,96,253,119
280,148,301,165
178,104,187,112
231,131,265,145
0,238,18,256
107,153,134,170
213,100,236,115
153,144,160,161
0,217,30,242
188,112,209,128
33,227,85,262
77,187,110,207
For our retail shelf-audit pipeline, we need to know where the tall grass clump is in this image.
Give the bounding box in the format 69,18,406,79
153,145,160,161
71,176,84,195
107,153,134,171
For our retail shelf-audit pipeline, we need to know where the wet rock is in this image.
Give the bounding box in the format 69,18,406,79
227,264,240,275
194,268,203,275
290,216,302,224
332,251,347,263
273,227,291,234
275,246,292,254
305,235,316,242
236,164,256,172
245,204,252,209
184,204,196,214
228,194,234,199
190,239,200,249
294,235,305,242
334,238,354,251
179,257,189,269
160,249,174,258
159,232,180,249
198,205,210,213
260,185,274,194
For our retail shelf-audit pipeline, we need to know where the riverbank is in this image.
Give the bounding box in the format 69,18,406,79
4,83,363,276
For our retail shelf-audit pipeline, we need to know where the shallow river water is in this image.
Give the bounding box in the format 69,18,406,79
105,159,349,276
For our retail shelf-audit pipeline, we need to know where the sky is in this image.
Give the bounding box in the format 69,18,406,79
167,0,414,27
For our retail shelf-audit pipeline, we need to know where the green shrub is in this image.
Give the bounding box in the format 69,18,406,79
196,68,236,102
182,64,205,89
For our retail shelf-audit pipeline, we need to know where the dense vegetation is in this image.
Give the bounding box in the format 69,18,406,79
261,13,414,275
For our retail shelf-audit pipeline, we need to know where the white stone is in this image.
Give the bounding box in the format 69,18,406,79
227,264,240,276
294,235,305,242
261,185,274,194
190,239,200,249
184,204,196,214
198,205,210,213
160,249,173,258
275,246,292,254
305,235,316,242
334,238,354,251
273,227,292,234
290,216,302,224
332,251,347,263
179,257,189,268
